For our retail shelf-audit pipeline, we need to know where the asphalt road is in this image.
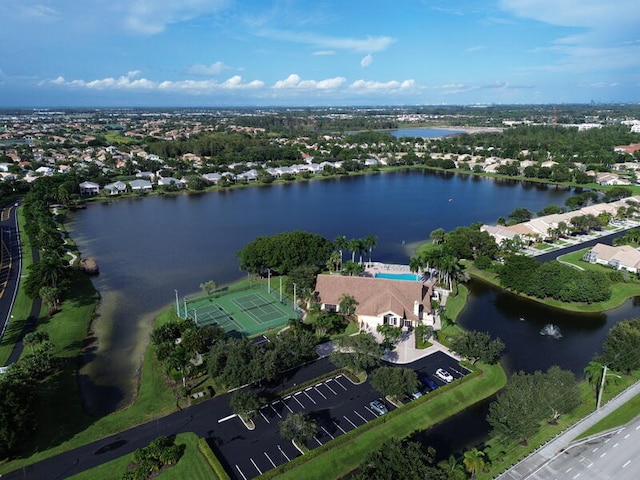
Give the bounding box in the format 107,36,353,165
0,202,21,352
4,352,466,479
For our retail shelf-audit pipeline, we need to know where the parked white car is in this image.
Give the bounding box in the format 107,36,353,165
435,368,454,383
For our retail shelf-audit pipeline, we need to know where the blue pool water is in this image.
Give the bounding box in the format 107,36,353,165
374,272,421,281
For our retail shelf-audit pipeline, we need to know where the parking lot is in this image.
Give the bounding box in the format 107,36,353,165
227,373,394,480
211,351,469,480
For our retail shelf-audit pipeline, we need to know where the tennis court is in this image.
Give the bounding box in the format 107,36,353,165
184,283,297,337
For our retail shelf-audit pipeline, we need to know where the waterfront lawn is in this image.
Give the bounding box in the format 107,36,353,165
463,260,640,313
268,362,506,480
0,289,178,475
68,433,216,480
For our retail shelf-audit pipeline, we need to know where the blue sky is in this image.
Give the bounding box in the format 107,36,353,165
0,0,638,107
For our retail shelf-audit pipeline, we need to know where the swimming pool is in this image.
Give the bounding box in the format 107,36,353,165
374,272,422,281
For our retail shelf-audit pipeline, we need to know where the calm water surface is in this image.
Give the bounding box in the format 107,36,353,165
68,170,581,415
389,127,465,138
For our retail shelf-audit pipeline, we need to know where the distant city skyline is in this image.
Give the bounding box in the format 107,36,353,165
0,0,638,107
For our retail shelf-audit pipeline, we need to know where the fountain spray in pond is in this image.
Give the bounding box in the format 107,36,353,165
540,324,562,339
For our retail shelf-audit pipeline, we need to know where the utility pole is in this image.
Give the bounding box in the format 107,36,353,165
175,289,179,317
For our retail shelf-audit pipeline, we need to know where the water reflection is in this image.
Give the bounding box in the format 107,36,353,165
458,279,634,376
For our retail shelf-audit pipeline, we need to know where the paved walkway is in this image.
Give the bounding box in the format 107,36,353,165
315,329,461,364
496,379,640,479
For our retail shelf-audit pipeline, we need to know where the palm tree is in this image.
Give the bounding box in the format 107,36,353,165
339,293,358,321
443,455,467,480
347,238,361,263
463,447,486,478
363,234,377,267
334,235,348,269
409,255,424,276
326,251,341,273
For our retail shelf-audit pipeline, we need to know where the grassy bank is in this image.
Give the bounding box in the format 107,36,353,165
463,260,640,313
0,284,179,475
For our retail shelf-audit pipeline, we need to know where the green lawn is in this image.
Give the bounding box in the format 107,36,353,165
575,393,640,440
68,433,216,480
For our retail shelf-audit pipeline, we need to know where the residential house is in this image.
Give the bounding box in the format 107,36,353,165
583,243,640,273
103,181,128,195
79,181,100,196
158,177,185,188
129,179,153,191
314,274,435,331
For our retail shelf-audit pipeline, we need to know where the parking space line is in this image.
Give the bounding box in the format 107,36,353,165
363,406,378,418
333,421,347,434
235,465,248,480
344,415,358,429
314,386,327,399
278,445,290,462
250,458,263,475
314,436,323,446
269,403,283,419
264,451,276,468
354,410,368,423
292,394,305,409
321,425,334,439
303,390,317,404
259,409,270,424
334,376,348,391
323,381,338,395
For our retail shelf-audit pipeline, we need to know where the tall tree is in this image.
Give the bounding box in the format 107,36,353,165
463,448,486,478
334,235,348,269
330,333,381,373
363,234,377,266
370,366,419,399
279,412,317,445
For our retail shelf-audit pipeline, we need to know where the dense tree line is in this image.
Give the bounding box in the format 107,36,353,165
499,255,611,303
207,325,317,388
487,366,580,444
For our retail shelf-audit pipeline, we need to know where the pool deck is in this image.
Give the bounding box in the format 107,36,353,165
364,262,414,277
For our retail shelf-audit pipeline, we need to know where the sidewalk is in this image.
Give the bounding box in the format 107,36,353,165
496,379,640,479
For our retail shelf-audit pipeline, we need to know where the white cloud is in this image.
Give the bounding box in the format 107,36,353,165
273,74,346,90
17,4,61,22
259,30,395,53
43,71,264,93
500,0,640,72
350,79,417,93
124,0,230,34
313,50,336,56
186,62,230,76
360,54,373,68
466,45,486,53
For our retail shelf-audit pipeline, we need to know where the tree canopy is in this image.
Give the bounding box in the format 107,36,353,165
237,230,334,275
330,332,382,373
450,330,505,365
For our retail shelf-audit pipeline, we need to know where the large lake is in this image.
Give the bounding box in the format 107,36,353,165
67,170,617,416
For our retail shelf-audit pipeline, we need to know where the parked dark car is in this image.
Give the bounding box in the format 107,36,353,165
420,375,439,391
